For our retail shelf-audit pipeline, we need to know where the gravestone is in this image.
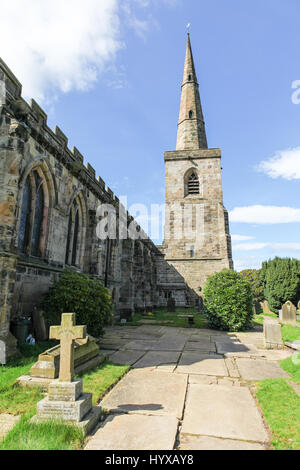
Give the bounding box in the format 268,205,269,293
263,317,284,350
167,297,176,313
31,313,101,435
32,309,48,342
281,301,297,325
260,300,271,314
0,332,18,365
297,300,300,311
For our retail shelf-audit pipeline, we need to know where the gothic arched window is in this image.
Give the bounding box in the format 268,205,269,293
189,110,193,119
65,196,85,268
18,170,46,257
187,172,200,195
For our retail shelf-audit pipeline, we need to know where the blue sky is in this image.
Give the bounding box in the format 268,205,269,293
2,0,300,270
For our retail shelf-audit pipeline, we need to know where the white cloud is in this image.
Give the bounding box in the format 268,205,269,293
231,235,255,242
229,205,300,224
0,0,123,103
0,0,178,104
257,147,300,180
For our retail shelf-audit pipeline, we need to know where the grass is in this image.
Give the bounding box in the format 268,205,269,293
0,415,85,451
255,379,300,450
253,314,300,343
124,308,208,328
0,344,129,450
280,356,300,384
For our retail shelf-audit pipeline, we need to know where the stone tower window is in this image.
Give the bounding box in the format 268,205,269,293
188,74,192,81
188,172,200,195
189,110,193,119
18,170,46,258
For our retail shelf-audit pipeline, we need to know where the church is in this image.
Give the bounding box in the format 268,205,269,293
0,35,233,363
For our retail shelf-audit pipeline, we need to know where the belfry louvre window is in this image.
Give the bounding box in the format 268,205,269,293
188,172,200,195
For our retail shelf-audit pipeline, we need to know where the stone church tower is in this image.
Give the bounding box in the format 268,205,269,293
163,34,233,297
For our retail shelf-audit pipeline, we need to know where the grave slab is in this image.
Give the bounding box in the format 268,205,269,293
85,414,178,450
184,341,216,352
123,340,158,351
236,358,289,381
109,350,145,366
179,435,266,450
100,370,187,419
176,353,228,377
181,384,268,443
133,351,181,370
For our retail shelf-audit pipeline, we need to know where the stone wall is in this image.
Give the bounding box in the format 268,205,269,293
0,58,191,363
163,148,233,296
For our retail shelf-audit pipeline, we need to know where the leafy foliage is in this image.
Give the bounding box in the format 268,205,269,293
203,269,253,331
260,257,300,312
42,269,113,338
239,269,264,302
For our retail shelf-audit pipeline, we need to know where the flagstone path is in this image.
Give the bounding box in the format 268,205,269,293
85,324,293,451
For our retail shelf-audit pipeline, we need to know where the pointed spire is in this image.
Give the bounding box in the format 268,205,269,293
176,34,208,150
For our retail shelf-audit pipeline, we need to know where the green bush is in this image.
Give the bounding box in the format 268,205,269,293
239,269,264,302
203,269,253,331
260,257,300,312
42,270,113,338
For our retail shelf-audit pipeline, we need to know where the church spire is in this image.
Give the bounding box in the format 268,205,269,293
176,33,208,150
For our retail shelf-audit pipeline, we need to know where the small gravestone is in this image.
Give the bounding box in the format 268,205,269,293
263,317,284,349
31,313,100,435
32,309,48,342
281,301,297,325
167,297,176,313
260,300,271,314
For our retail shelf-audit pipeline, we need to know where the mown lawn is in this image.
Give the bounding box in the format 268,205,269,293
124,308,208,328
255,378,300,450
0,344,129,450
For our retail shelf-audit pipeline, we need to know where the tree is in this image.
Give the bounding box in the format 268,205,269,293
260,257,300,312
239,269,264,302
42,269,113,338
203,269,253,332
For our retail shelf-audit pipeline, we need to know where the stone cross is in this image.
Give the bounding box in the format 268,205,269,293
50,313,86,382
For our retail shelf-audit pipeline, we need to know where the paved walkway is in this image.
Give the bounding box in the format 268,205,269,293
85,324,293,450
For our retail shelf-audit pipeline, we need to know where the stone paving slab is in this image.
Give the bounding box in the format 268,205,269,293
236,358,290,381
133,351,181,370
100,370,188,419
0,414,20,439
85,414,178,450
178,435,266,450
148,334,187,351
184,341,216,352
176,353,228,377
123,340,158,351
109,350,146,366
181,384,268,443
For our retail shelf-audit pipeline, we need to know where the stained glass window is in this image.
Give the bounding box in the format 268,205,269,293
31,176,44,257
18,177,32,253
71,209,79,266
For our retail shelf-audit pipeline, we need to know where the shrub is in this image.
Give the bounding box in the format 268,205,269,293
42,270,113,338
260,257,300,312
203,269,253,331
239,269,264,302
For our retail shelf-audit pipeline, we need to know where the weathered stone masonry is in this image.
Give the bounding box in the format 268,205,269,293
0,58,191,363
0,34,233,363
